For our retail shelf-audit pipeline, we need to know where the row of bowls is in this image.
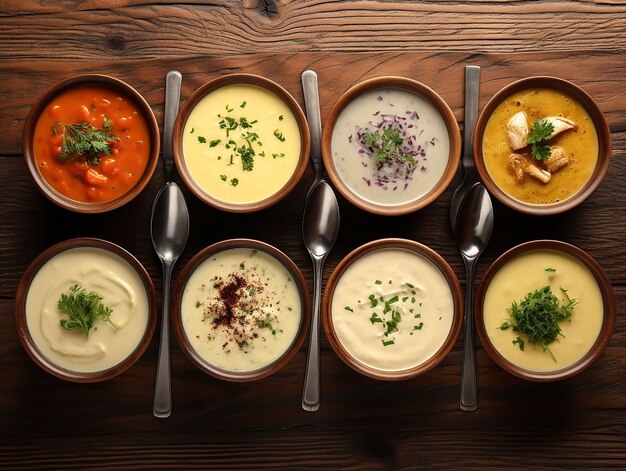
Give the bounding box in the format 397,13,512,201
15,235,616,383
22,73,611,216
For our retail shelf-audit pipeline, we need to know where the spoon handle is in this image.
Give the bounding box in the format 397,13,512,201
462,66,480,175
153,261,173,418
301,70,323,180
460,258,478,412
163,70,182,182
302,256,323,411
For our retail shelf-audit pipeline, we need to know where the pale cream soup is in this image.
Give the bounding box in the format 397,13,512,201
331,248,454,371
483,250,603,371
181,248,301,371
25,247,149,373
182,84,301,204
331,88,450,205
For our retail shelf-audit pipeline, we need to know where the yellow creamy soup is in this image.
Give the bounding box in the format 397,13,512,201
483,250,603,371
182,84,301,203
25,248,149,373
181,248,301,372
483,88,598,204
331,249,454,371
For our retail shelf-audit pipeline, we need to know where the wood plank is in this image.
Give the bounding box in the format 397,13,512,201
1,1,626,60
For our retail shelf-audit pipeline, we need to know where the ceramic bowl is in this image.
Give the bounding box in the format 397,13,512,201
321,76,461,216
474,76,611,215
475,240,616,381
14,238,157,382
171,239,311,381
322,238,463,380
22,74,160,213
172,74,311,213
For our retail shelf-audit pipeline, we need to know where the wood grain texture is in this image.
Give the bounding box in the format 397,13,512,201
2,2,626,468
1,1,626,60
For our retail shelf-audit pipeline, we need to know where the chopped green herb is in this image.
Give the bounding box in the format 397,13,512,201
528,118,555,160
545,267,556,272
382,340,395,346
272,152,285,159
190,127,195,134
413,322,424,331
198,136,207,144
209,139,221,148
512,337,525,351
195,301,202,308
375,280,382,285
344,306,354,312
52,120,119,165
278,115,284,121
230,178,239,186
225,104,234,112
370,313,383,324
220,174,227,181
240,101,247,108
499,286,577,361
57,284,118,336
273,129,286,142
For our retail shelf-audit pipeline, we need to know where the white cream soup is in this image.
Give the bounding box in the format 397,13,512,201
25,247,149,373
331,248,454,371
331,88,450,205
181,248,301,372
483,250,603,371
183,84,301,204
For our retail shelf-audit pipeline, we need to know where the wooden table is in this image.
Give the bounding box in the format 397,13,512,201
2,2,625,469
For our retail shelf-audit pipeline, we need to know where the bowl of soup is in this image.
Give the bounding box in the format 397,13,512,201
14,238,157,382
475,77,611,215
23,75,160,213
475,240,615,381
322,77,461,216
173,74,311,213
322,239,462,380
171,239,311,381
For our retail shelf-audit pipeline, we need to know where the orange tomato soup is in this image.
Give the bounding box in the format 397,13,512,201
33,85,151,203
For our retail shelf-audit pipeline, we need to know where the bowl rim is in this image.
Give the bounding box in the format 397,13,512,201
14,237,158,382
475,239,616,382
322,238,463,381
320,76,461,216
170,238,311,382
22,74,160,214
172,73,311,213
473,75,612,215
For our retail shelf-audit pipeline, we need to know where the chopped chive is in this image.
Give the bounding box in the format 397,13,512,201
382,340,395,346
344,306,354,312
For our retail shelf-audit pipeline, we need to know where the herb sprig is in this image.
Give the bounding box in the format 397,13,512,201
57,284,118,336
500,285,578,361
527,119,555,161
363,128,416,166
53,118,119,165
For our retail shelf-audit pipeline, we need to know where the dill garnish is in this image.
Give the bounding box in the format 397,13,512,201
57,284,118,336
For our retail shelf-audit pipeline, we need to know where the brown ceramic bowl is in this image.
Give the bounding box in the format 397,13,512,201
474,76,611,215
22,74,160,213
322,238,463,381
475,240,616,382
172,74,310,213
171,239,311,381
321,76,461,216
14,238,158,382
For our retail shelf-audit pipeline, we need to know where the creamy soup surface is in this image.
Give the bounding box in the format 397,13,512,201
25,247,149,373
181,248,302,372
182,84,301,204
482,88,598,204
331,248,454,371
331,88,450,205
483,250,603,371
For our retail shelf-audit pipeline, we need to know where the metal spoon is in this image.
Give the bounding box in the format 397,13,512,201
151,70,189,419
455,183,493,412
301,70,340,412
450,65,481,232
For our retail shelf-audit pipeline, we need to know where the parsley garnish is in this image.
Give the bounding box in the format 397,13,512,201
230,178,239,186
527,119,555,160
209,139,221,148
52,120,119,165
57,284,118,336
499,286,578,361
198,136,207,144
